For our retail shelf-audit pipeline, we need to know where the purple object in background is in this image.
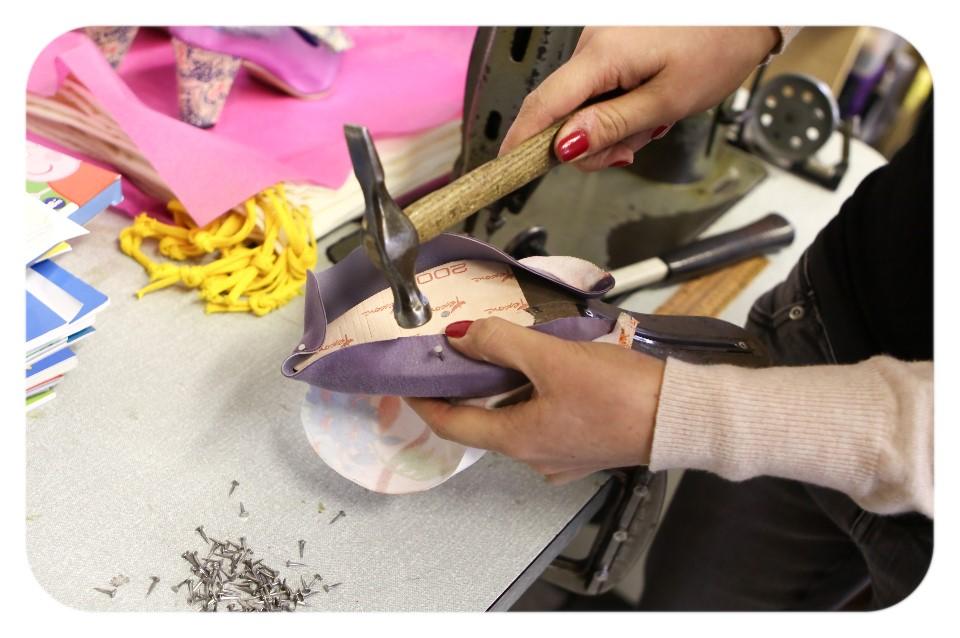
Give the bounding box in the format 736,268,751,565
839,29,902,119
840,66,887,119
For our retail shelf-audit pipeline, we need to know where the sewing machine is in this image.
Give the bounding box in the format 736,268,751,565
317,27,859,602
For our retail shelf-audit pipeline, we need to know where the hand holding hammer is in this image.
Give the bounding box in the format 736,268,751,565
344,122,564,329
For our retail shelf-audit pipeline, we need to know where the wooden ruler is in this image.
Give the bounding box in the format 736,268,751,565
654,255,769,318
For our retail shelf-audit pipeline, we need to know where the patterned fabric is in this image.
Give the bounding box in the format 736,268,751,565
84,26,139,68
302,390,485,494
171,38,242,128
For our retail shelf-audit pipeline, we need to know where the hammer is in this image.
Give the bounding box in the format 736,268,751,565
344,122,563,329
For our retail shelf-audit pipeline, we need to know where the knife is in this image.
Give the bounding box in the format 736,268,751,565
603,212,795,299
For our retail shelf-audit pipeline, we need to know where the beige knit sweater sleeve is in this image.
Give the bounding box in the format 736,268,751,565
650,356,933,518
760,27,802,63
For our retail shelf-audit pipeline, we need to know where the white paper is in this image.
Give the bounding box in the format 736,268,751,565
25,194,87,265
302,389,485,494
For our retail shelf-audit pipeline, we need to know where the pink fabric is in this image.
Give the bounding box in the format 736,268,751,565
27,27,475,225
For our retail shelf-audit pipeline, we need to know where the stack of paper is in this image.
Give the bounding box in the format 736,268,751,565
25,141,120,412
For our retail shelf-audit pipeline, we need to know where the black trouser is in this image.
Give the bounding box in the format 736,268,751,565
637,252,933,611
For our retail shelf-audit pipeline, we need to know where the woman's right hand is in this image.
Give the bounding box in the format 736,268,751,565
499,27,782,170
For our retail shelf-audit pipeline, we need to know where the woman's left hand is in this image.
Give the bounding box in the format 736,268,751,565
405,317,665,484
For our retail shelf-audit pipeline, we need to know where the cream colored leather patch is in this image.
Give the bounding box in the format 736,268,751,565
295,260,532,370
593,312,639,349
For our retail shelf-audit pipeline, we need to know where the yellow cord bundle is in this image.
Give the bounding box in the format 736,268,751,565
118,184,317,316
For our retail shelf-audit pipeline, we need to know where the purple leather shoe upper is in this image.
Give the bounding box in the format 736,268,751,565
282,233,617,398
168,27,340,96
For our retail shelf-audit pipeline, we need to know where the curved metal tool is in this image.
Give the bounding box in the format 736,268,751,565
344,124,431,329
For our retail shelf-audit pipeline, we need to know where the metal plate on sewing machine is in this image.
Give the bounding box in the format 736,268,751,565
745,73,839,163
490,141,768,269
458,27,582,236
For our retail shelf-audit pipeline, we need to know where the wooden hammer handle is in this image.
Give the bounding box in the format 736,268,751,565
404,122,563,242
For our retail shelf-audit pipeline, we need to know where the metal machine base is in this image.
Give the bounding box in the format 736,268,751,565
542,468,668,597
493,141,768,268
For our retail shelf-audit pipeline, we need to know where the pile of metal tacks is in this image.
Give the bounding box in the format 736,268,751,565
176,533,337,612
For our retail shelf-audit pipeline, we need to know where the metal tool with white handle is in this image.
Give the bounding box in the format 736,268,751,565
604,213,795,298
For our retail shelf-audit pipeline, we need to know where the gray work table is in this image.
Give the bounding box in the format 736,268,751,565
25,210,608,612
26,134,885,612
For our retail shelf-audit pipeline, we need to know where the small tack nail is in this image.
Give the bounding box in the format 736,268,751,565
286,560,308,568
171,578,193,595
229,480,239,497
432,344,445,361
239,502,249,518
94,587,117,598
195,525,209,544
109,573,130,588
181,550,202,571
329,510,345,525
146,576,160,597
298,539,306,559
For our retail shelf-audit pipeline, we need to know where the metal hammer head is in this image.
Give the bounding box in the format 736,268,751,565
343,124,432,329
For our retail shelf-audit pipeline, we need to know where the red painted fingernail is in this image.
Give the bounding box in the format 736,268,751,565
444,320,474,339
556,129,589,162
611,160,631,167
651,125,670,140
